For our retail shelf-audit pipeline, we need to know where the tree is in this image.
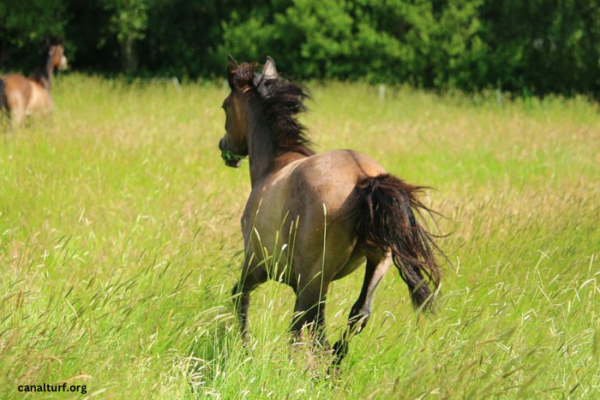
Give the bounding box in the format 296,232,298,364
104,0,148,74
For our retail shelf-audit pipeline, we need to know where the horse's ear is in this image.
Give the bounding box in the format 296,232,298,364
263,56,278,80
228,54,238,71
253,56,279,96
227,54,238,88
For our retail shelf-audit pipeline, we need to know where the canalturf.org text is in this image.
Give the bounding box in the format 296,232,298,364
18,383,87,394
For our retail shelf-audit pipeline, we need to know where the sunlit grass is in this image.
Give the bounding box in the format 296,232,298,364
0,73,599,398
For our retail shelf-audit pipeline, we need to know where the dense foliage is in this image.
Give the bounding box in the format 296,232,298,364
1,0,599,96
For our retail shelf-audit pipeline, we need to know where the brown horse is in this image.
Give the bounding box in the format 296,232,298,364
219,55,444,366
0,39,67,129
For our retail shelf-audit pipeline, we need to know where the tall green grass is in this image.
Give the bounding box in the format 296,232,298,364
0,74,598,398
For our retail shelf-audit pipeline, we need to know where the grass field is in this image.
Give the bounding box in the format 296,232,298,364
1,73,599,399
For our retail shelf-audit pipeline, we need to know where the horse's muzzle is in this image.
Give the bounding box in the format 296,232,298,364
59,56,68,71
219,138,243,168
224,158,242,168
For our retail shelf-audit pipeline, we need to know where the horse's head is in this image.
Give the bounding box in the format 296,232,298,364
50,43,68,71
219,55,279,168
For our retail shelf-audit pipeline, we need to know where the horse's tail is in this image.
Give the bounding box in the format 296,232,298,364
354,174,442,311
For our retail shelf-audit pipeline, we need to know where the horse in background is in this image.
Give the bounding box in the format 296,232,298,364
219,55,445,368
0,38,68,129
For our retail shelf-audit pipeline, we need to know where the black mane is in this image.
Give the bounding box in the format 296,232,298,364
234,63,315,156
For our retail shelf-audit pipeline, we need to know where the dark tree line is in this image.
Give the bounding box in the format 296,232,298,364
1,0,599,97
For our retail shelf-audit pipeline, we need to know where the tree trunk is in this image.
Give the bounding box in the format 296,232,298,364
121,36,138,74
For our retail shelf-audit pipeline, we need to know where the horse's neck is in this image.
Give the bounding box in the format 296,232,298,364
247,121,277,187
30,57,54,91
43,57,54,91
246,99,310,187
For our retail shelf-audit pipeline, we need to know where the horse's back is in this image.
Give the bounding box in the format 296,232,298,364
253,149,387,230
290,149,386,216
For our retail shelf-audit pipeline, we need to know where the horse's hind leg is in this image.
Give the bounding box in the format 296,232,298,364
232,251,267,341
291,277,330,349
6,92,25,131
332,252,391,366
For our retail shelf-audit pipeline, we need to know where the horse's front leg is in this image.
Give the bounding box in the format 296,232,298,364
232,251,267,341
332,254,391,366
